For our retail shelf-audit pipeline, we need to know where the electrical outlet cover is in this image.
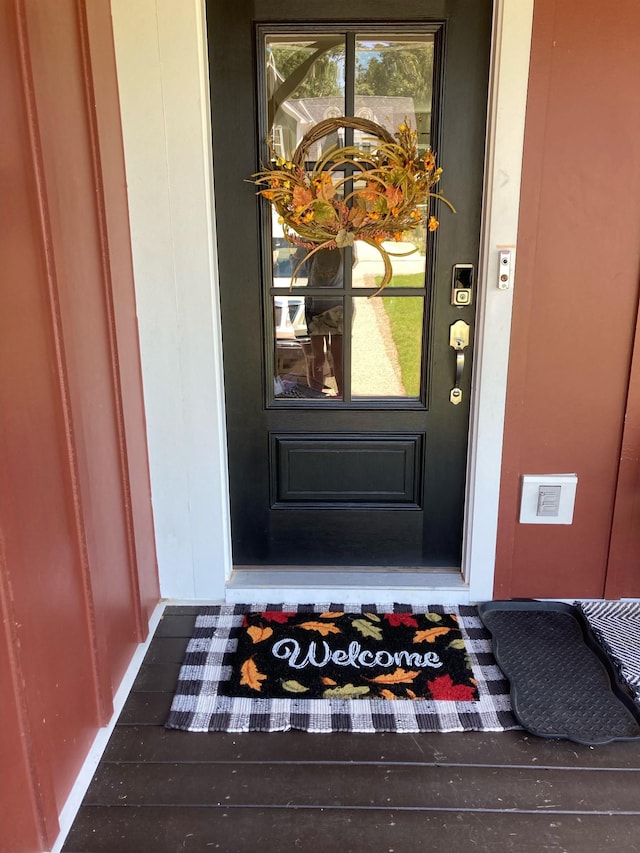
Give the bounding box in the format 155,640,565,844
519,474,578,524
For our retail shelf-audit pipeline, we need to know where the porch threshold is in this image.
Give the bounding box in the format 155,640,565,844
226,568,470,606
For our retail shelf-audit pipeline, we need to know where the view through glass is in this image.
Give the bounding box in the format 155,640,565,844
263,32,435,402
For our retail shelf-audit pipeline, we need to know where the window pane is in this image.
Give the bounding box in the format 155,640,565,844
273,295,344,400
271,173,346,288
272,210,301,284
353,226,427,289
265,35,346,159
352,296,424,398
355,36,434,152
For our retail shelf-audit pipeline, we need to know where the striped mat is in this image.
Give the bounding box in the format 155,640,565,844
579,600,640,704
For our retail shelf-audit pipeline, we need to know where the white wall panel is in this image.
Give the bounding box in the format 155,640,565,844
111,0,230,599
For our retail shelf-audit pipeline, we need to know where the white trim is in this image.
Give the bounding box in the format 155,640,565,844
111,0,533,603
111,0,231,601
47,603,166,853
226,569,470,606
464,0,534,601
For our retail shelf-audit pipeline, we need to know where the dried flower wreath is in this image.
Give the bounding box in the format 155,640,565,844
251,116,453,294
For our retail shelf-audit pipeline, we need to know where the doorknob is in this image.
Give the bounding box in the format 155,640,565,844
449,320,469,405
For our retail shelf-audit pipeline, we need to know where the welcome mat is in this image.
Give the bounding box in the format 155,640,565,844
218,610,478,701
166,604,518,733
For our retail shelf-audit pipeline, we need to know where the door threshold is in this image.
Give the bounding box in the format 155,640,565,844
226,568,470,606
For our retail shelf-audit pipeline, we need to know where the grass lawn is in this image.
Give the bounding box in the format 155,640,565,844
379,272,424,396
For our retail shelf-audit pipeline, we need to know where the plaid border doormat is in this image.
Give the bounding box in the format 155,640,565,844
166,604,519,734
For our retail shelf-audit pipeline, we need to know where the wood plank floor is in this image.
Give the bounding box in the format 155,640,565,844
63,607,640,853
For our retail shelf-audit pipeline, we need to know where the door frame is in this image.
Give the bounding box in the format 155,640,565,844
111,0,534,603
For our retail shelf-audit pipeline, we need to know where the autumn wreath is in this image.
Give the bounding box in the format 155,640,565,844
252,116,453,294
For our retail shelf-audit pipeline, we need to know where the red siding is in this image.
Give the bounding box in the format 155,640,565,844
84,0,160,625
0,1,159,850
0,585,45,853
495,0,640,598
605,301,640,598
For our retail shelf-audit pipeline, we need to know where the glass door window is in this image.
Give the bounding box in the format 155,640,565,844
261,30,437,404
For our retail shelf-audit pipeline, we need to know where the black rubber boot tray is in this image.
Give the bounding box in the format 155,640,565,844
478,600,640,745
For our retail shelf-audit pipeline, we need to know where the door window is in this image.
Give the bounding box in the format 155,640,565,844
261,30,438,404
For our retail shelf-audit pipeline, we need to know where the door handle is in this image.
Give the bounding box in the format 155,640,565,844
449,320,470,405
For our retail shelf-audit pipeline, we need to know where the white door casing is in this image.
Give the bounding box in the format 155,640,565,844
110,0,534,603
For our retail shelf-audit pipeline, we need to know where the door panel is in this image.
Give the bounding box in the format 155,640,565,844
207,0,491,569
271,434,423,507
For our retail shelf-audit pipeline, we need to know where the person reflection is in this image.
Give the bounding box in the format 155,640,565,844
304,247,344,396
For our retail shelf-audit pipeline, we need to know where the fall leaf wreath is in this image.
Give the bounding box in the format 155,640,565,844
251,116,454,295
218,611,478,701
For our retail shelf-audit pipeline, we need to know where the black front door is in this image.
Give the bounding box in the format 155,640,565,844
208,0,491,569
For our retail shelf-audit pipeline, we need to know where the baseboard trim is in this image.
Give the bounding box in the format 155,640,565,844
47,601,166,853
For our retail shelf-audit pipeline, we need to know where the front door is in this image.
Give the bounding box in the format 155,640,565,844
208,0,491,570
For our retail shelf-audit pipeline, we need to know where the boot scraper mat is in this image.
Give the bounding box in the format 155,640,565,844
478,600,640,745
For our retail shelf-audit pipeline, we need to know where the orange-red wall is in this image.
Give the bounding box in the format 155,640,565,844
0,2,159,850
495,0,640,599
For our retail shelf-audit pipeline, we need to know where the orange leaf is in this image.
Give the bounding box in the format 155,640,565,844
319,612,344,619
368,668,420,685
406,689,417,699
240,657,267,692
299,621,341,636
348,205,368,228
247,625,273,644
321,677,337,686
379,688,397,700
317,173,336,201
385,186,403,207
413,627,451,644
292,185,313,209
